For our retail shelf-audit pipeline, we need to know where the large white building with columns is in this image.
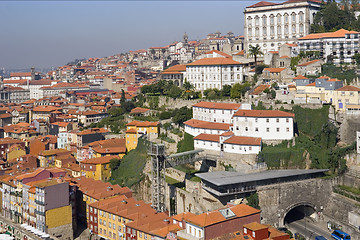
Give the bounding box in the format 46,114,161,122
244,0,321,53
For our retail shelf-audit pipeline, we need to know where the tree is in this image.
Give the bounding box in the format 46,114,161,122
168,85,182,99
110,158,121,172
221,85,231,97
183,80,194,91
352,53,360,65
172,106,192,126
248,44,263,65
230,83,242,99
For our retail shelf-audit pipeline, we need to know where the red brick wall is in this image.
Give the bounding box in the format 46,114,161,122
204,213,260,240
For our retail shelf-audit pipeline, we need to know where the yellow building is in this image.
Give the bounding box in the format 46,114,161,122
38,149,72,168
88,195,157,240
125,120,159,151
6,144,26,162
80,156,120,181
325,85,360,112
46,205,72,229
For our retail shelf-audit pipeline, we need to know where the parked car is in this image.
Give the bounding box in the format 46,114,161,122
315,236,328,240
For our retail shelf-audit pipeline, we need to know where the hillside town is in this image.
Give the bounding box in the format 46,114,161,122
1,0,360,240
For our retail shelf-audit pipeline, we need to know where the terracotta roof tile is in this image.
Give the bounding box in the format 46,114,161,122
224,136,261,146
336,85,360,91
193,101,241,110
299,29,359,40
298,59,321,66
184,119,230,131
187,57,241,66
194,133,220,142
234,109,294,118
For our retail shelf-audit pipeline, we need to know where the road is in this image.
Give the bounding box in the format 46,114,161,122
287,218,333,240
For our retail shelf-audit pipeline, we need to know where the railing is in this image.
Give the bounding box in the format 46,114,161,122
34,200,45,206
34,210,45,216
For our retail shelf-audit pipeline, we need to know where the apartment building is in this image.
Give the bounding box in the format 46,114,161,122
192,101,242,124
244,0,321,52
125,121,159,151
194,133,262,155
177,204,261,240
80,156,120,181
185,57,244,91
232,110,295,141
298,29,360,64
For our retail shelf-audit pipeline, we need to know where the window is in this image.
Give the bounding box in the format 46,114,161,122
245,127,248,131
255,118,258,123
276,128,280,132
284,14,289,23
255,127,258,132
249,146,252,150
292,25,296,34
277,26,281,35
286,128,290,132
266,128,270,132
255,16,259,26
100,219,102,224
100,228,102,234
140,232,143,237
255,27,259,37
263,27,267,36
277,14,281,24
299,12,304,22
270,26,275,35
248,28,252,37
266,118,269,123
276,118,279,123
262,15,267,25
286,118,289,123
270,14,274,25
285,25,289,34
291,13,296,22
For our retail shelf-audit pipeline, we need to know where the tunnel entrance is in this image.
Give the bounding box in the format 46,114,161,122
284,204,316,225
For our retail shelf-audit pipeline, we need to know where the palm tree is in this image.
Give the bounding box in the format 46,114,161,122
248,44,263,65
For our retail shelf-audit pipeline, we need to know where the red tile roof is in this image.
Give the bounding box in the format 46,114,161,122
205,50,231,58
130,107,150,114
336,85,360,91
186,204,260,227
298,59,321,66
184,119,230,130
250,85,270,95
194,133,220,142
224,136,261,146
187,57,241,66
126,120,159,127
193,101,241,110
299,29,359,40
234,109,294,118
263,68,286,73
247,1,276,8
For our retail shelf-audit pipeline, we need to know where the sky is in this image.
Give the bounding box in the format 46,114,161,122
0,1,253,70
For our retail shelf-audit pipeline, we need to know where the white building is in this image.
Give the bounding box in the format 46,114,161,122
298,29,360,64
192,101,242,123
185,57,244,91
232,109,295,140
194,133,262,155
244,0,321,53
18,80,56,99
184,119,230,137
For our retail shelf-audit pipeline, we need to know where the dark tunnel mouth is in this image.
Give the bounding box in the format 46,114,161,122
284,204,316,225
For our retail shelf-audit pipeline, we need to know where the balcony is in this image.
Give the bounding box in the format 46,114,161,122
35,210,45,216
35,199,45,205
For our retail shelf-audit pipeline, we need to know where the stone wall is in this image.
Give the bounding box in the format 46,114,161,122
257,177,336,227
323,193,360,240
48,223,73,240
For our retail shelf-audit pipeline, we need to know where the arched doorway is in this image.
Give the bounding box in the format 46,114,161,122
284,203,316,225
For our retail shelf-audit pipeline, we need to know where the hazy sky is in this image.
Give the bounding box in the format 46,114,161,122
1,1,252,70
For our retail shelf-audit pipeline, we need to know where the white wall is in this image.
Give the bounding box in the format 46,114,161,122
223,143,261,154
185,64,243,91
185,125,227,137
194,139,221,152
233,116,294,140
193,107,236,123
